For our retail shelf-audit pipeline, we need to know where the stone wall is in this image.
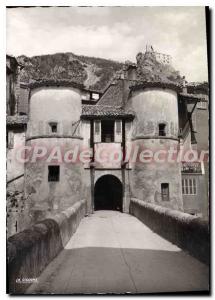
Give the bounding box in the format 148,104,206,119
130,198,209,265
125,87,183,210
130,88,179,138
130,139,183,210
195,104,209,219
182,174,207,217
28,86,82,137
25,86,84,223
7,129,28,237
7,199,87,294
7,130,26,184
7,186,31,238
25,138,83,223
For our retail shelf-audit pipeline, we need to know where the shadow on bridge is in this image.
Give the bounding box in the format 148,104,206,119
26,246,209,294
7,203,210,295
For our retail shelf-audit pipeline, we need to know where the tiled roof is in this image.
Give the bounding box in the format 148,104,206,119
97,80,124,106
7,115,28,126
97,78,134,107
130,80,181,92
179,93,206,102
81,105,135,119
186,82,209,95
28,79,84,90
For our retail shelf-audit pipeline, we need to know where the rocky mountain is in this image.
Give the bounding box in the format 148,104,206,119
136,51,183,84
17,51,208,94
17,53,124,92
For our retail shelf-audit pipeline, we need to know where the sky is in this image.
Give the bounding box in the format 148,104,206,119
6,6,208,82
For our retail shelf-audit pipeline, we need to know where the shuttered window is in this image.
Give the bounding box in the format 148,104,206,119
7,131,14,149
115,120,122,143
116,120,121,133
95,121,100,133
197,101,207,109
94,120,101,143
182,178,197,195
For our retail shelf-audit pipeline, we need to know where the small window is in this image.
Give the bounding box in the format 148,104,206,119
161,183,169,201
82,93,90,101
82,94,87,100
197,101,207,110
91,93,100,100
159,123,166,136
48,165,60,182
182,178,197,195
49,122,57,133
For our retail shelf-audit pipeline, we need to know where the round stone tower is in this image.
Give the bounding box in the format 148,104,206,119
25,80,84,223
127,82,183,210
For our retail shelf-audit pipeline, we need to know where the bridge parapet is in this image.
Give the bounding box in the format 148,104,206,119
130,198,209,265
7,199,87,294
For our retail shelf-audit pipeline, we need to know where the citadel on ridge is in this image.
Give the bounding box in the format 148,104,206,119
6,46,209,237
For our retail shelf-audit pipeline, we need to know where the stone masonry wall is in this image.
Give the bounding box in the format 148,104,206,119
7,199,87,294
130,198,209,265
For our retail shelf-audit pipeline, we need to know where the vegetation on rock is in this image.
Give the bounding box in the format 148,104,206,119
17,52,124,92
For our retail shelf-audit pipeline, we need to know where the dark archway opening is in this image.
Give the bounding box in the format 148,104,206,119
94,175,123,211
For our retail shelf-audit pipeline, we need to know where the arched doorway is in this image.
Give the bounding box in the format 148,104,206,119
94,175,123,211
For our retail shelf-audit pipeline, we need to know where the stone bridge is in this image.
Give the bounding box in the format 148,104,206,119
7,199,209,294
